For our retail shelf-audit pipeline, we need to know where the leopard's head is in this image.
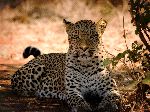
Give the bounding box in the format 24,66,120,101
64,19,107,59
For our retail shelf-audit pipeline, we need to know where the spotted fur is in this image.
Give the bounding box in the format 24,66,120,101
11,53,66,97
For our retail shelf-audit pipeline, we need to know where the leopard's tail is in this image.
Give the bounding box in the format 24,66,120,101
23,46,41,58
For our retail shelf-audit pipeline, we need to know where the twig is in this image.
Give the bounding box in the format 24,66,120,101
123,16,129,50
122,16,136,77
138,30,150,52
143,28,150,41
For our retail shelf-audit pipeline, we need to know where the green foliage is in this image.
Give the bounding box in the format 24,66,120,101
129,0,150,52
104,0,150,72
129,0,150,34
104,41,149,71
142,72,150,84
103,58,112,67
142,52,150,72
127,41,143,62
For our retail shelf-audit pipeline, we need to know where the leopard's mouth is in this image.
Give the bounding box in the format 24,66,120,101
78,53,91,61
80,50,95,57
74,50,95,61
81,54,87,57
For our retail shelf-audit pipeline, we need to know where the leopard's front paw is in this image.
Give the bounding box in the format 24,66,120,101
80,101,92,111
98,102,118,112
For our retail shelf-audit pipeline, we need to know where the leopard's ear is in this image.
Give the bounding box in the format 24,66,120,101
63,19,74,33
96,18,107,38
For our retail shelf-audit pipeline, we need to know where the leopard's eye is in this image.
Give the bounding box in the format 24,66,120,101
90,35,94,39
90,33,98,39
90,35,95,39
75,25,80,29
75,35,79,39
71,35,79,39
94,33,99,37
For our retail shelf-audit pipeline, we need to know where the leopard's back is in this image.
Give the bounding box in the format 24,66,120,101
11,53,66,96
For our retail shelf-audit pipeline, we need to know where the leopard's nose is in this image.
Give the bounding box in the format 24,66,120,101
80,46,88,51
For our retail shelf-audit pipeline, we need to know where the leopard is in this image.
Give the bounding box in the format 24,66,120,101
11,18,121,112
36,19,121,112
65,19,120,112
